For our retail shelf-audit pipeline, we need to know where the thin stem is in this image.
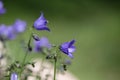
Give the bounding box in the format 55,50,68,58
53,56,57,80
22,50,28,66
19,50,28,78
19,33,32,78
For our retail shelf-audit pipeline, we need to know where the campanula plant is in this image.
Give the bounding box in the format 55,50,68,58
0,1,76,80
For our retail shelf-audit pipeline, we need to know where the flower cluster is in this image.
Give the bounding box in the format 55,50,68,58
0,1,76,80
32,13,76,58
0,19,26,40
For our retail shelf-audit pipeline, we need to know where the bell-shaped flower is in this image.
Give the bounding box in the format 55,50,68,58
33,13,50,31
10,72,18,80
0,1,6,15
60,40,76,58
34,37,51,52
13,19,27,33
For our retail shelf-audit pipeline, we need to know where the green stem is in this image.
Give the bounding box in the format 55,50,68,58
22,50,28,66
19,50,28,78
53,56,57,80
19,33,32,78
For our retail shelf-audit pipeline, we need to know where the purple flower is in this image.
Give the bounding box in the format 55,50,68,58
10,72,18,80
0,1,6,15
13,19,27,33
60,40,76,58
0,25,16,40
4,26,16,40
34,37,51,52
0,24,6,35
33,13,50,31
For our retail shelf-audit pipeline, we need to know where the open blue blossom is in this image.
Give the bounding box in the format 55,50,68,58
33,13,50,31
60,40,76,58
10,72,18,80
34,37,51,52
13,19,27,33
0,1,6,15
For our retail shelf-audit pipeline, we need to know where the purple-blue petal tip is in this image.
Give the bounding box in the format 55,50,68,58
60,40,76,58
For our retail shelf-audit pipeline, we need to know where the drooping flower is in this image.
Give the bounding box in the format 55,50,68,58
0,1,6,15
60,40,76,58
34,37,51,52
13,19,27,33
10,72,18,80
33,13,50,31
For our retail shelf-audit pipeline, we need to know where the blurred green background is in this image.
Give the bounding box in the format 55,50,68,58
1,0,120,80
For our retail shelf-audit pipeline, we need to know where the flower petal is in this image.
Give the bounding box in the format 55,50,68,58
33,13,50,31
13,19,27,33
68,53,73,58
10,72,18,80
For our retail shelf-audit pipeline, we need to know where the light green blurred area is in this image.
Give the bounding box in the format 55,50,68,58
1,0,120,80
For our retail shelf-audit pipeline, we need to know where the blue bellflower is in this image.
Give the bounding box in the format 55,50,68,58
13,19,27,33
33,13,50,31
10,72,18,80
60,40,76,58
0,1,6,15
34,37,51,52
